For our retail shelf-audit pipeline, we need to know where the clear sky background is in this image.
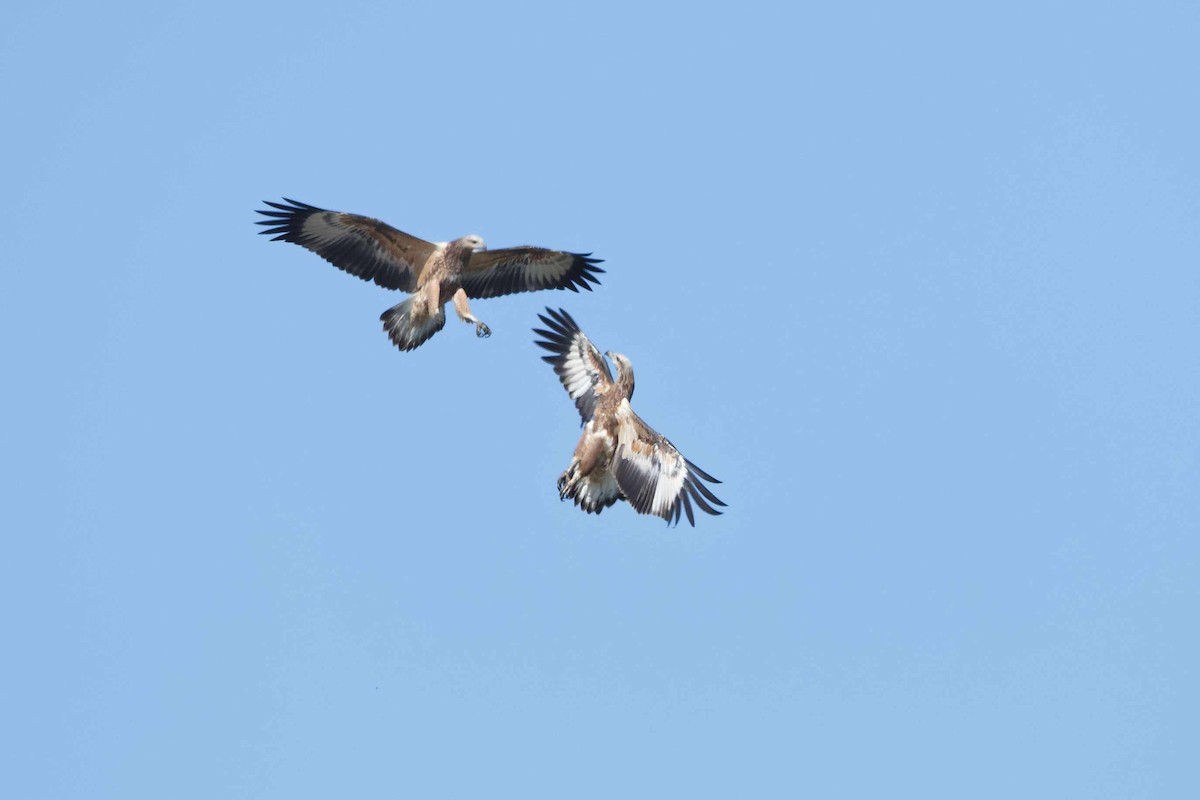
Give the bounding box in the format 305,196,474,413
2,2,1197,797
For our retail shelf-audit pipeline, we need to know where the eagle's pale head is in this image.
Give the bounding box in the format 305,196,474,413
606,351,635,400
459,234,486,252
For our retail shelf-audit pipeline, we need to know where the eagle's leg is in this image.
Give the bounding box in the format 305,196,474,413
559,436,605,501
420,281,440,319
451,288,491,338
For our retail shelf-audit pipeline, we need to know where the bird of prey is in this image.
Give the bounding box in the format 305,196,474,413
533,308,725,526
255,199,604,351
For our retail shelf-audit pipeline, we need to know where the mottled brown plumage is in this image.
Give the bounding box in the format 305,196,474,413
534,308,725,526
255,199,604,351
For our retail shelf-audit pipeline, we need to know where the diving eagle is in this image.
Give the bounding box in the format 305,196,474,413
255,199,604,351
534,308,726,526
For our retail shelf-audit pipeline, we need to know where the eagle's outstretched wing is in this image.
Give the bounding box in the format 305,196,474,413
255,198,436,292
464,248,603,299
533,308,613,424
613,407,726,527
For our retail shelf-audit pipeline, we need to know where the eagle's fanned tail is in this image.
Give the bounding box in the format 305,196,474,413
558,465,623,514
380,295,446,352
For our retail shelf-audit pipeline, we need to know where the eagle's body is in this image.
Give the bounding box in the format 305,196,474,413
255,199,604,351
390,235,478,350
534,308,725,526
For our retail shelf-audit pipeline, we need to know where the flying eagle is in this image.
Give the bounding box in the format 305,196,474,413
255,199,604,351
533,308,726,526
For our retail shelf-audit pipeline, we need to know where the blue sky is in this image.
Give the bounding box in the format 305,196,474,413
2,1,1197,797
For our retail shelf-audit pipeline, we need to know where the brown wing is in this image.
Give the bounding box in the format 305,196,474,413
613,405,725,527
463,247,604,299
533,308,613,423
255,198,436,292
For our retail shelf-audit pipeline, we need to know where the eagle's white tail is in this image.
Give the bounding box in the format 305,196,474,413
380,295,446,352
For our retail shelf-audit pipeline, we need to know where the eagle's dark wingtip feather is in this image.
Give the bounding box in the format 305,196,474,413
544,308,580,335
685,459,722,484
686,481,724,516
280,197,322,211
555,308,580,329
691,476,727,507
536,314,572,338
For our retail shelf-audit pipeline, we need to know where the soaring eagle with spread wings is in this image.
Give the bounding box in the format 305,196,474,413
534,308,726,526
255,199,604,351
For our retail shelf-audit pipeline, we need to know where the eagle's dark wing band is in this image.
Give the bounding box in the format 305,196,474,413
464,248,604,299
255,198,433,292
533,307,613,423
